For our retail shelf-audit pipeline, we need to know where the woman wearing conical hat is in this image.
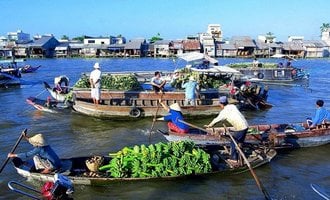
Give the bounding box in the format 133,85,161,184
8,133,61,174
156,101,189,133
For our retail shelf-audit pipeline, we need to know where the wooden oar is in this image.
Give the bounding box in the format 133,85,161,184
223,125,271,200
178,119,211,133
149,94,163,143
0,129,27,174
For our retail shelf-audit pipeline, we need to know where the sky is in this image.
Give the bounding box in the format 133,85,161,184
1,0,329,42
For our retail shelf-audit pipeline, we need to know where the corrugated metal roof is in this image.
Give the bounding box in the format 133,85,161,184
230,36,256,47
29,36,53,47
303,40,326,48
182,40,200,50
218,43,236,50
124,40,143,49
282,42,304,51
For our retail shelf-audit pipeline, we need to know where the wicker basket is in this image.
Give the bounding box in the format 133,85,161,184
85,156,104,172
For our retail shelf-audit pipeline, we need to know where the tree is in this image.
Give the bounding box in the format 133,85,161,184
149,33,163,43
61,35,69,40
320,23,330,33
72,35,85,42
265,32,275,43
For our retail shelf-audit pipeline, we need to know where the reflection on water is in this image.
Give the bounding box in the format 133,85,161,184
0,58,329,199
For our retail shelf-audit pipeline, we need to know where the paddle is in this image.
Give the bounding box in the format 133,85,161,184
223,125,271,200
0,128,27,174
149,95,163,143
178,119,212,134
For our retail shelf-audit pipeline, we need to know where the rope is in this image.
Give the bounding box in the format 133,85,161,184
35,89,46,98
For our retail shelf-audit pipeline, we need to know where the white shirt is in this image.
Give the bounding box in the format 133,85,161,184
209,104,248,131
90,69,101,88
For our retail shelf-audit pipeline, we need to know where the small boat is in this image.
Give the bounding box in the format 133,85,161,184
0,59,22,88
44,75,71,102
160,122,330,148
11,145,276,186
227,60,309,83
0,68,21,88
310,183,330,200
19,65,41,73
26,97,72,113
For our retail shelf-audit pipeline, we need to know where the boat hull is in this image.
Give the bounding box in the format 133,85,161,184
160,123,330,148
12,148,276,186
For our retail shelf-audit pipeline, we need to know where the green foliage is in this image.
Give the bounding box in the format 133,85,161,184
320,23,330,33
99,141,212,178
73,74,142,91
149,33,163,43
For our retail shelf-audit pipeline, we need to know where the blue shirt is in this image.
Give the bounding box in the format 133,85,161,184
182,81,197,100
163,109,189,130
17,145,62,169
312,107,329,126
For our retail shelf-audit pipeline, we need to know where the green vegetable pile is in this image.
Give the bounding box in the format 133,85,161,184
99,141,212,178
74,74,142,91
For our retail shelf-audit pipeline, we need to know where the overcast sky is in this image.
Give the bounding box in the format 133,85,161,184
1,0,329,41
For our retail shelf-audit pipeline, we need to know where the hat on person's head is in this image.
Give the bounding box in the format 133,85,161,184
174,69,179,73
189,76,195,81
93,62,100,69
28,134,48,147
54,77,61,84
219,96,228,104
169,103,182,112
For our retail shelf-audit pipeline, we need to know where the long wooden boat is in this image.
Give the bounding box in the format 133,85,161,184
72,87,272,119
11,146,276,186
26,96,71,113
19,65,41,73
310,183,330,200
227,62,309,83
0,68,21,87
160,122,330,148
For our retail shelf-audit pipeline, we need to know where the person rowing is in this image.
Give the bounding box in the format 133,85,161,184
204,96,249,165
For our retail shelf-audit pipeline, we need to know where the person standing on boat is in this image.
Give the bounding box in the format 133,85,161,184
89,62,102,105
204,96,249,164
156,101,189,133
307,99,330,128
151,71,166,93
7,133,62,174
182,76,199,106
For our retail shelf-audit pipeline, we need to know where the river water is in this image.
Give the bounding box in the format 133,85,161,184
0,57,329,200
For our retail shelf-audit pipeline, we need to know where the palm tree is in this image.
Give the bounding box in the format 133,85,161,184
320,23,330,33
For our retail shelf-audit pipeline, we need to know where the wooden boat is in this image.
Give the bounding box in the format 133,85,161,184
160,122,330,148
73,89,223,119
11,145,276,186
72,84,272,119
227,62,309,83
0,68,21,87
310,183,330,200
26,96,72,113
19,65,41,73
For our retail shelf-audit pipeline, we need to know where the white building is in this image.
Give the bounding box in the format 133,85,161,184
288,36,304,42
257,35,277,43
83,37,111,45
207,24,222,41
7,30,30,42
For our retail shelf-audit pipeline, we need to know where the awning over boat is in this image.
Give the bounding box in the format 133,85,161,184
271,54,297,61
178,52,219,64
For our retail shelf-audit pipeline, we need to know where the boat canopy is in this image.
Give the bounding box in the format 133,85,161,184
178,52,219,64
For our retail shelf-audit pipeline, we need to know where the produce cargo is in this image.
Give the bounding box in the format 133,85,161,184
99,141,212,178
